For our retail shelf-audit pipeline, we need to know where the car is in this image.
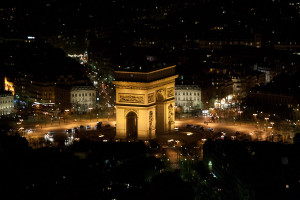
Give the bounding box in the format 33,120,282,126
73,127,78,133
208,127,214,132
104,124,111,128
86,125,91,129
66,129,72,133
94,125,101,130
186,124,194,128
97,121,102,126
79,125,85,129
195,125,204,130
220,131,226,136
44,131,54,142
195,125,205,131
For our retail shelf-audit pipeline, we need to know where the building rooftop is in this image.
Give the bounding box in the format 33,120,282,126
71,85,96,91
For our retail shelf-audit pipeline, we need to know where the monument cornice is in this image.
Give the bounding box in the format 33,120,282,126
113,75,178,90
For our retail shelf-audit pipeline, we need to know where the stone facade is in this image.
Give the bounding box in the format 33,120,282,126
113,65,178,140
175,85,202,112
0,92,14,116
70,86,96,112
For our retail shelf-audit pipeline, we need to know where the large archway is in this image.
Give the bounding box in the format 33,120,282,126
113,65,177,140
126,111,138,139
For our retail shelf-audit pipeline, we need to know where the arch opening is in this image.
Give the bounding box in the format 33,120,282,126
126,111,138,139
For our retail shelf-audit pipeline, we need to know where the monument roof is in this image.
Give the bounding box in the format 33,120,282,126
114,65,176,82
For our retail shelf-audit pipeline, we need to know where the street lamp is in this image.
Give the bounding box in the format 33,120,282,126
238,110,243,125
238,110,243,119
44,112,48,127
253,113,257,119
264,117,269,124
264,117,269,132
88,107,93,121
253,113,258,129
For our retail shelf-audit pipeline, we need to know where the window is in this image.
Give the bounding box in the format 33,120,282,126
79,94,81,97
89,93,91,96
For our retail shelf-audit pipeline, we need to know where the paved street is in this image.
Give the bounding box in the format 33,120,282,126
18,115,269,150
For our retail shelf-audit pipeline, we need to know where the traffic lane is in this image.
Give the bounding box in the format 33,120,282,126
25,120,116,138
175,119,258,139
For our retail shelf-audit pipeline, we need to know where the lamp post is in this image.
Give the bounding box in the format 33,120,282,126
264,117,269,133
265,117,269,126
238,110,243,125
44,112,48,127
253,113,258,129
88,107,93,122
270,121,275,141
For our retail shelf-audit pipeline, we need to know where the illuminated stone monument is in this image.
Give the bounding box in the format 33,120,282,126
113,65,178,140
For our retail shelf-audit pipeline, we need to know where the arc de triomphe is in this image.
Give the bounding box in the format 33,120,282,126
113,65,178,140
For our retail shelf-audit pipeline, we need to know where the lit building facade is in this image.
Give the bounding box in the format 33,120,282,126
4,77,15,95
113,65,178,140
175,85,202,112
0,92,14,116
70,86,96,112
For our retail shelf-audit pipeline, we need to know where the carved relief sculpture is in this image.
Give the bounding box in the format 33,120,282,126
119,94,144,104
168,104,174,124
148,93,155,103
149,111,153,130
167,87,174,98
156,89,165,101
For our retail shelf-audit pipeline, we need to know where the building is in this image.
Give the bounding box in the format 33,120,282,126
175,84,202,113
113,65,178,140
0,91,14,116
70,86,96,113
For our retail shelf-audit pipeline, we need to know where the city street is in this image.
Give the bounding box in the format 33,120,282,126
18,115,267,149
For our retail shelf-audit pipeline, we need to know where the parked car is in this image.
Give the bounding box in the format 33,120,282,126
195,125,205,131
86,125,91,129
208,127,214,132
94,125,101,130
79,125,85,129
97,121,102,126
186,124,194,128
73,127,79,133
66,129,72,134
44,131,54,142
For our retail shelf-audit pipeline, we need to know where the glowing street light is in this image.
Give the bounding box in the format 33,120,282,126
238,110,243,125
238,110,243,119
265,117,269,123
253,113,258,129
89,107,93,121
264,117,269,132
